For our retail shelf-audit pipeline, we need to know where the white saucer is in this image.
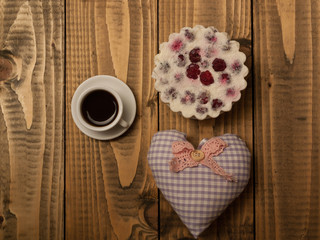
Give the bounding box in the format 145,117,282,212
71,75,136,140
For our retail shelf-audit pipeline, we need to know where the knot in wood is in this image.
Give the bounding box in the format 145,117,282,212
0,51,19,82
0,57,13,82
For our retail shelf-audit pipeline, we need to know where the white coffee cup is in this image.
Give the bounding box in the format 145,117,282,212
75,85,128,132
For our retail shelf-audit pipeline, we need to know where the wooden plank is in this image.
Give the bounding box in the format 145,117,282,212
0,1,64,240
254,0,320,239
65,0,158,239
158,0,253,239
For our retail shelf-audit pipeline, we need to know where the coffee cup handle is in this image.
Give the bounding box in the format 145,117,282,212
119,118,129,128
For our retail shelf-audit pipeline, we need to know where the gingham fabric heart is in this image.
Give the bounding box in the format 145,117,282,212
147,130,251,238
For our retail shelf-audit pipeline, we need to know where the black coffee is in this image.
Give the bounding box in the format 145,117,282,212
81,90,118,127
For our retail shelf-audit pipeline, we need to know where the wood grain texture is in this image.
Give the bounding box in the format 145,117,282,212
1,1,319,240
0,1,64,240
254,0,320,239
158,0,253,239
65,0,158,239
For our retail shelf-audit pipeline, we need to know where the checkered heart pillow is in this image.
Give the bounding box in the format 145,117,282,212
147,130,251,238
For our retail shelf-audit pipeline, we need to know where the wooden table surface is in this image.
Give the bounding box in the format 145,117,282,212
0,0,319,239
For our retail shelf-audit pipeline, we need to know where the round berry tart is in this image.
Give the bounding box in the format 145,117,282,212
152,25,248,120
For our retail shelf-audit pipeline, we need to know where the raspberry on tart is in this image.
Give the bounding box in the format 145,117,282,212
152,25,248,119
212,58,227,72
181,91,196,105
186,64,201,79
174,73,184,82
212,99,224,110
226,88,236,97
206,35,217,43
189,48,201,63
220,73,230,84
200,71,214,86
165,87,178,100
196,106,209,114
170,39,184,52
184,29,195,41
197,91,210,104
231,60,242,73
177,54,186,67
159,62,170,73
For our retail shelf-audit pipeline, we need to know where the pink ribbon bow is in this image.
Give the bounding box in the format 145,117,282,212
169,137,237,182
